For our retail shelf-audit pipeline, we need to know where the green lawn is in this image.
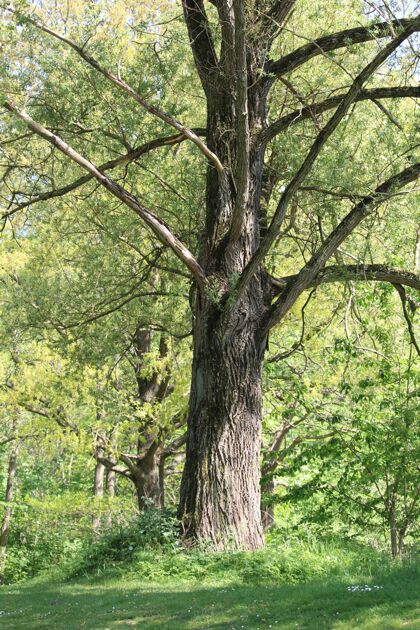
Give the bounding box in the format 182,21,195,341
1,566,418,629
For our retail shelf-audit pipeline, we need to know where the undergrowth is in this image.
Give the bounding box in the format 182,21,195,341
68,509,409,585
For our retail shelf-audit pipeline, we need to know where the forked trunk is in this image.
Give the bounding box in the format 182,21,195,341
177,54,271,547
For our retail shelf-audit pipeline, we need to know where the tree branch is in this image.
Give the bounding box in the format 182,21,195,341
265,163,420,330
1,129,206,222
229,0,250,240
393,283,420,356
96,458,131,479
271,264,420,295
11,9,224,175
234,19,419,300
258,1,297,43
266,16,420,78
4,101,207,288
182,0,220,96
260,86,420,145
161,432,187,459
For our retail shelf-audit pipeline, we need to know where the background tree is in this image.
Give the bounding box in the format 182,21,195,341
269,283,419,557
0,415,19,584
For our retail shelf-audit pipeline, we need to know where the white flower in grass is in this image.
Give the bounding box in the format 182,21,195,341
347,583,383,592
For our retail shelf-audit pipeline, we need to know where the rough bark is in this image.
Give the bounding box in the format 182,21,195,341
179,298,268,548
178,31,272,546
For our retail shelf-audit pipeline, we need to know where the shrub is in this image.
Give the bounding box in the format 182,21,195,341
71,507,179,577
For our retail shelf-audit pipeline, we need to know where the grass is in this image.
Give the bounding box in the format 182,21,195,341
0,555,418,629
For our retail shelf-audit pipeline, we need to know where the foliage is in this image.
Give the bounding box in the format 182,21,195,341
261,280,419,556
0,0,419,574
72,507,179,578
69,511,399,584
2,491,132,584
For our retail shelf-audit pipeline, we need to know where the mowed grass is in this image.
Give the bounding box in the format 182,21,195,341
0,563,418,630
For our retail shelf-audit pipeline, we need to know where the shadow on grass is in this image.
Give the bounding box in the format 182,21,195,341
0,564,418,629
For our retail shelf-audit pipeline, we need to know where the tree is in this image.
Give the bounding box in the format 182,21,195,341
270,283,419,557
1,1,419,549
0,234,189,514
0,415,19,584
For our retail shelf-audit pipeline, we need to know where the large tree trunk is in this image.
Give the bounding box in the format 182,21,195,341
0,428,19,584
178,26,271,547
179,274,269,549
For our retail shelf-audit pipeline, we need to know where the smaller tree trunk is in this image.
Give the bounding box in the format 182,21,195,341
0,432,19,584
389,514,398,558
106,468,116,498
397,528,406,559
104,468,116,528
158,455,165,509
261,479,276,531
133,457,162,510
92,458,105,533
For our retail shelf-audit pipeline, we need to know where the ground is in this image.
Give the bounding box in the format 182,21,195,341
1,564,419,629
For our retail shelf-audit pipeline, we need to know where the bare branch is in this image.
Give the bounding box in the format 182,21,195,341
161,432,187,459
268,288,315,362
393,283,420,356
271,264,420,295
4,101,207,287
260,86,420,145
